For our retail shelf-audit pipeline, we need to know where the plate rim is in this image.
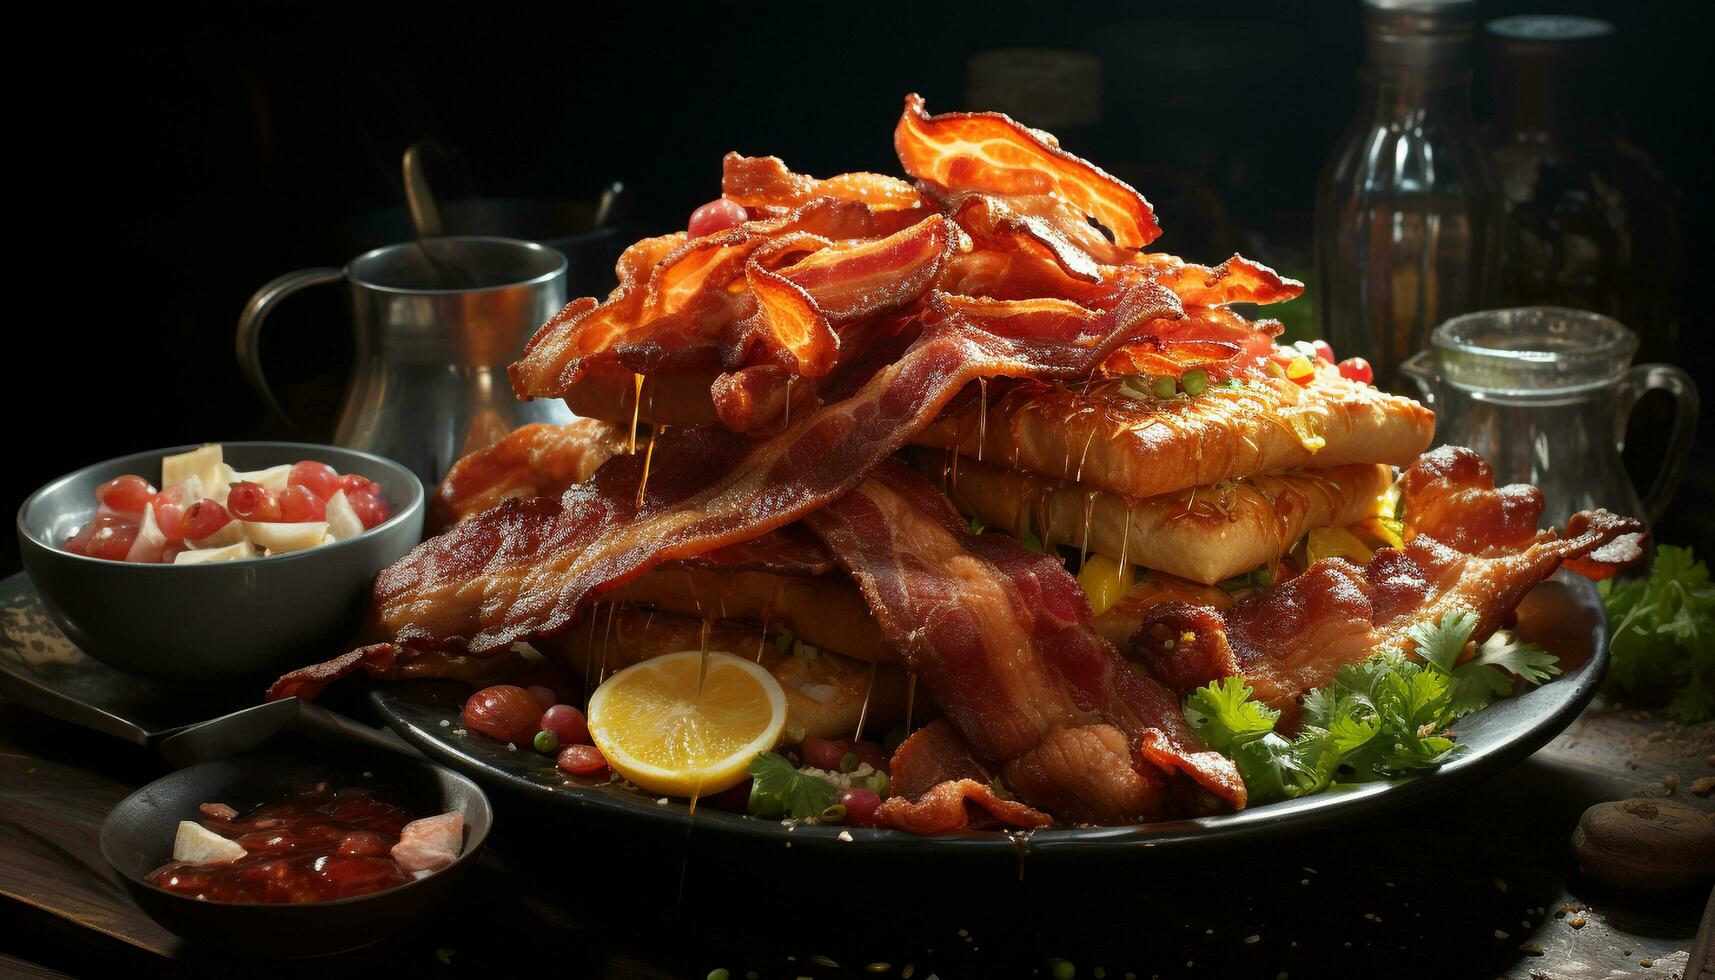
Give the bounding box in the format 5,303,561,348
368,573,1609,857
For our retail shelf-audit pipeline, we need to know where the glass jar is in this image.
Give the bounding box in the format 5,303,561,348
1314,0,1501,389
1398,307,1697,528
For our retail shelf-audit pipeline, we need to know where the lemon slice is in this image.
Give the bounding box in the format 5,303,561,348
586,650,786,797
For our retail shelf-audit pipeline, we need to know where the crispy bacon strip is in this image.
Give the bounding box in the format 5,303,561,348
806,461,1243,825
895,94,1161,248
1129,451,1648,724
722,153,926,211
510,199,925,400
265,645,527,702
1398,445,1547,553
429,420,623,529
364,281,1188,655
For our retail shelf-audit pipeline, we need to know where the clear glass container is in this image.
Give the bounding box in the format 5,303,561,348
1398,307,1697,528
1314,0,1501,389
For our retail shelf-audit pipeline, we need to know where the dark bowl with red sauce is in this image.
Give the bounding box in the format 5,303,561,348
100,751,491,957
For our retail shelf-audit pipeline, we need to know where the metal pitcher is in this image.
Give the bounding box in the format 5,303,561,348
236,236,572,486
1399,306,1698,528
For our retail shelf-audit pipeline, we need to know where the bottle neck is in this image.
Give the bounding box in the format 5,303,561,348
1360,63,1475,125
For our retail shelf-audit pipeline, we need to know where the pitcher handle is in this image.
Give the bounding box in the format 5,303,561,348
1397,349,1437,406
1617,363,1700,525
235,268,345,432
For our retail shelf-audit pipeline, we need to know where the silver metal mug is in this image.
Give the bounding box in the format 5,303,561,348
1399,306,1698,528
237,236,572,486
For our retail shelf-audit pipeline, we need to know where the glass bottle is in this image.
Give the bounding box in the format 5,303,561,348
1483,15,1683,367
1314,0,1501,389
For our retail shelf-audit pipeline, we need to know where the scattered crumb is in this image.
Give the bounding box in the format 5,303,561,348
810,955,840,968
506,742,517,751
1494,930,1509,940
1706,753,1715,767
438,719,450,728
1300,879,1309,886
1641,959,1654,968
451,728,467,736
1664,773,1680,793
656,797,669,805
1518,944,1544,956
1691,776,1715,796
362,771,373,778
1522,921,1532,929
1493,877,1507,892
1244,935,1260,944
838,830,853,843
1364,913,1382,923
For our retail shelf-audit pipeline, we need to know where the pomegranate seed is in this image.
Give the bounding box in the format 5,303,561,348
557,744,608,776
96,475,155,515
1312,339,1336,363
288,461,342,499
801,736,849,771
539,704,591,746
182,498,232,541
526,685,557,710
840,787,884,827
226,481,282,522
279,485,327,523
1338,357,1374,385
687,199,748,238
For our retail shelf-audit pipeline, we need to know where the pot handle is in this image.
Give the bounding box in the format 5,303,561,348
1618,363,1700,525
1397,349,1437,407
235,268,345,433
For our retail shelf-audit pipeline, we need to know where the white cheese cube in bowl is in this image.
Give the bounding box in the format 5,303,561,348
229,464,292,492
173,540,257,564
242,521,329,554
161,445,224,493
171,821,246,866
324,490,365,541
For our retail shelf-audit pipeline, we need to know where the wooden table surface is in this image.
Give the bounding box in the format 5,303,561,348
2,688,1710,979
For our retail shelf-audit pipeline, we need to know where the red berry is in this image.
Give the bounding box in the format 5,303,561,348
226,481,282,522
182,498,232,542
462,685,543,743
1338,357,1374,385
288,461,342,499
526,685,557,710
345,490,388,529
539,704,590,746
150,499,186,546
279,485,327,523
69,514,138,560
1312,339,1336,363
851,739,890,774
338,473,381,497
839,787,884,827
800,736,849,771
557,743,608,777
687,199,748,238
96,475,155,515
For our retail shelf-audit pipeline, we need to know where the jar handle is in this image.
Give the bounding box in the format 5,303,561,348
1397,349,1437,407
1617,363,1700,525
235,268,345,433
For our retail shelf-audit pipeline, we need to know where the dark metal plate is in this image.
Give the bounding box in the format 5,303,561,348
370,572,1608,861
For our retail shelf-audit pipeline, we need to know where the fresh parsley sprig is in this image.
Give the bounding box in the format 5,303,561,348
746,752,840,820
1601,545,1715,721
1183,612,1559,804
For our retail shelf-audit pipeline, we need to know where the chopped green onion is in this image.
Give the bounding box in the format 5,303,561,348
839,751,860,773
532,730,558,753
1019,531,1044,553
863,770,891,796
773,627,795,654
1181,368,1208,396
784,720,807,745
969,514,987,534
708,970,731,980
820,803,848,823
1152,375,1177,398
1252,567,1275,588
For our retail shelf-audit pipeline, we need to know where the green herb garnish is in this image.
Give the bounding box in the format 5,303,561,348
1602,545,1715,721
747,752,839,820
1184,612,1559,804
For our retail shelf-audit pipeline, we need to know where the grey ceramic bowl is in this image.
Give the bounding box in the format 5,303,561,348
101,749,491,956
16,442,424,681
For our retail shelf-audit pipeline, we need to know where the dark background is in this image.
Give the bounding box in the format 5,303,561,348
12,0,1712,562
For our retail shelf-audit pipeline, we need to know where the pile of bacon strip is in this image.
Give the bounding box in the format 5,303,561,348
270,96,1645,833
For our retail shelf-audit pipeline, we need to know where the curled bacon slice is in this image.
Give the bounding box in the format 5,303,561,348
1135,253,1306,308
722,152,926,212
429,419,622,529
1398,445,1546,553
895,93,1161,248
1128,451,1648,725
364,281,1187,655
806,461,1243,824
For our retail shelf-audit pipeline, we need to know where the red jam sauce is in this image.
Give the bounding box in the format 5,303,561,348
146,782,418,903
